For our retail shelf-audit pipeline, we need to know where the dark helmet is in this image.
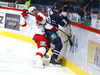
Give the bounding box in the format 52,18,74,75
62,5,69,11
54,2,63,9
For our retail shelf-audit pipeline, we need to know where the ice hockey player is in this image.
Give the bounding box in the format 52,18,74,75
20,6,50,68
45,3,69,65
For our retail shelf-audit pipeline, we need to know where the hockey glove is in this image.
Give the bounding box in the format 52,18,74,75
36,15,43,22
21,9,28,18
51,27,58,32
61,15,70,25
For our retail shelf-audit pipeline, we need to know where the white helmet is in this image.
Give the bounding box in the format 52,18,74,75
28,6,36,13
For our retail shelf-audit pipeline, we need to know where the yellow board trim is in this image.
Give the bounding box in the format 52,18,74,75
0,31,37,46
61,57,90,75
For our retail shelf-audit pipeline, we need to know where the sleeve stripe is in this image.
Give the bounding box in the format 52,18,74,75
36,52,43,58
21,21,27,27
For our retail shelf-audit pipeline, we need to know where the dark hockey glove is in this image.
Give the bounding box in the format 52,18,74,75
61,15,70,25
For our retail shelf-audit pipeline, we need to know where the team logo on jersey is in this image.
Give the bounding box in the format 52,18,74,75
40,41,46,46
50,33,57,40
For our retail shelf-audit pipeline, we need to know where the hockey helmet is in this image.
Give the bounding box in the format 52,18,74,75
28,6,36,13
54,2,63,9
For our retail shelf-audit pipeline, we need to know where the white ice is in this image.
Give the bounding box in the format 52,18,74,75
0,35,76,75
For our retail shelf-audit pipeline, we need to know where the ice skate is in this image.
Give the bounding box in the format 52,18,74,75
49,56,61,67
33,57,45,68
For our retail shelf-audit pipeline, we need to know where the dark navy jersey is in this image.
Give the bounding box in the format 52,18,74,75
47,8,67,28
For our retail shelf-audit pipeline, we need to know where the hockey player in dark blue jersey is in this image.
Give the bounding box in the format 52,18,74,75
45,3,69,65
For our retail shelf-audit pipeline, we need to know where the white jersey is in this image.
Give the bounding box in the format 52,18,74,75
61,12,69,18
45,23,54,30
20,13,46,38
44,16,54,30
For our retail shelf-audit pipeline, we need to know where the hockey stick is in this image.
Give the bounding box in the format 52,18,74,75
64,23,72,43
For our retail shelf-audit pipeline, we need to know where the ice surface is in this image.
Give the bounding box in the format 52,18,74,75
0,35,76,75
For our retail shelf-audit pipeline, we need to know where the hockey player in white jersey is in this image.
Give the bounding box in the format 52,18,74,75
20,6,50,68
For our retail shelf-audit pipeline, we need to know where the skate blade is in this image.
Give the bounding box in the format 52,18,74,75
49,63,61,67
33,65,45,69
33,63,45,69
